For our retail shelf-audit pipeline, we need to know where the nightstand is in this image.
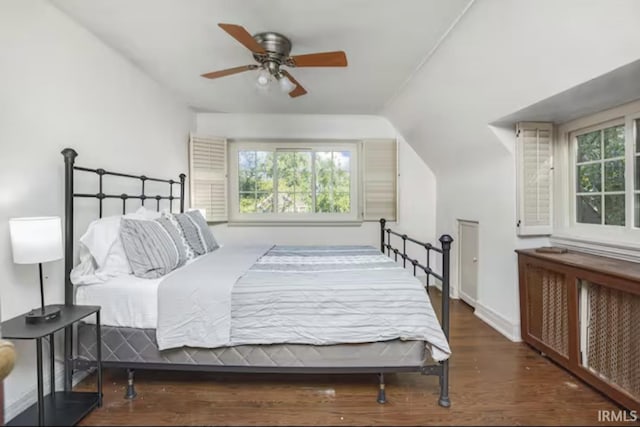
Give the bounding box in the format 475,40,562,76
2,305,102,426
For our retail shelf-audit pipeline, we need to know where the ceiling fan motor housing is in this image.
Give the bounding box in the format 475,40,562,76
253,32,293,75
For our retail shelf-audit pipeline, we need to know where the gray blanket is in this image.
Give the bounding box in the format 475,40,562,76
230,246,451,361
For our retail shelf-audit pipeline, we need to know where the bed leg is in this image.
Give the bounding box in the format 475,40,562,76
376,373,386,404
438,360,450,408
124,368,137,400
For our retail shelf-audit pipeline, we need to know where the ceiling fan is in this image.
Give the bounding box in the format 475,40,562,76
201,23,348,98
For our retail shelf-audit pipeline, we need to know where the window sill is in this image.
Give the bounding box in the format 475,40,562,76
227,220,364,227
550,233,640,263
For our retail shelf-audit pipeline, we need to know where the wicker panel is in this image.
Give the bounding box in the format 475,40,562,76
586,282,640,399
526,265,569,357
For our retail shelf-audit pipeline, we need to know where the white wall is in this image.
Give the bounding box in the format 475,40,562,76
0,0,194,418
196,114,437,257
383,0,640,340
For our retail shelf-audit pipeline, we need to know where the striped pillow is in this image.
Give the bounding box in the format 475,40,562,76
163,211,219,257
120,218,186,279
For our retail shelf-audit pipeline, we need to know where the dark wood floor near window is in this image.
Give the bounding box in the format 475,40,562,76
77,292,625,426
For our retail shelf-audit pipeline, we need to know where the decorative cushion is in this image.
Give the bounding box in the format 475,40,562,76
162,211,218,257
120,218,186,279
185,210,219,252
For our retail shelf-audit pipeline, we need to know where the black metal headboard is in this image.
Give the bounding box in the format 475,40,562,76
61,148,186,389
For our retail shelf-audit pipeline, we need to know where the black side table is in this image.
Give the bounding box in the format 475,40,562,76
2,304,102,426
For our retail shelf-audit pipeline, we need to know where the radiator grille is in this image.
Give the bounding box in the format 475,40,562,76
526,265,569,357
585,282,640,399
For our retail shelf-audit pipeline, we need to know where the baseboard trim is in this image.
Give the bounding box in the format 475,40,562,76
474,302,521,342
5,364,88,422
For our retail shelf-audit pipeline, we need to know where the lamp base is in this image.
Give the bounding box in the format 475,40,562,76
25,306,61,324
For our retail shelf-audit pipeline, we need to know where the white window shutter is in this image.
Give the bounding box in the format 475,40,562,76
363,139,398,221
189,134,228,222
516,122,553,236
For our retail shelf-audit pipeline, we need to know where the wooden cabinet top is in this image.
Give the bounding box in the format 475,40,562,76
516,248,640,284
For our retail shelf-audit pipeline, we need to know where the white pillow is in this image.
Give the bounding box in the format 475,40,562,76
79,207,160,267
79,215,124,268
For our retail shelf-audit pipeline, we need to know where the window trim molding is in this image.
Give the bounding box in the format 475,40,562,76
227,139,361,224
553,98,640,252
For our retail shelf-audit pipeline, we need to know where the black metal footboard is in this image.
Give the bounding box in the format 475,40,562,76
379,219,453,407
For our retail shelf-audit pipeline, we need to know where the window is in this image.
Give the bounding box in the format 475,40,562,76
554,100,640,246
228,141,360,223
236,149,352,215
573,123,625,226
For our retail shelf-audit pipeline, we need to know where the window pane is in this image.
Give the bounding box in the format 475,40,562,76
314,151,352,213
334,192,351,213
256,192,273,213
239,193,256,213
604,194,625,226
576,164,601,192
315,151,332,194
278,192,294,213
577,130,601,162
294,193,312,213
239,151,257,192
316,191,332,213
603,125,625,158
334,151,351,194
277,152,312,193
604,159,625,192
577,195,602,224
255,152,274,192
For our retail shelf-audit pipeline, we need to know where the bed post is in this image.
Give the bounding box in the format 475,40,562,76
438,234,453,408
179,173,186,213
379,218,386,253
62,148,77,392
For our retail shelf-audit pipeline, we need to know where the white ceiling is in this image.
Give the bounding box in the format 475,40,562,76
51,0,471,114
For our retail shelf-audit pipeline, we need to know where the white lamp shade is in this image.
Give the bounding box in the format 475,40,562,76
9,217,63,264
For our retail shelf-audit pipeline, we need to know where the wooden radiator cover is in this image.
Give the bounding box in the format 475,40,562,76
517,249,640,411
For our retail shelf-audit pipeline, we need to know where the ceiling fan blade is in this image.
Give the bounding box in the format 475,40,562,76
218,23,266,54
289,51,347,67
201,65,257,79
282,70,308,98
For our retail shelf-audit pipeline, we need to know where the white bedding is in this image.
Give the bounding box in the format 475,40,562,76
76,274,160,328
75,245,451,362
74,245,268,330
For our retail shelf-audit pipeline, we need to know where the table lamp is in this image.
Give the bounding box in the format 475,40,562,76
9,217,63,324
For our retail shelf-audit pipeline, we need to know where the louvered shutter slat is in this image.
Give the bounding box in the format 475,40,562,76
516,122,553,235
189,134,228,222
363,139,398,221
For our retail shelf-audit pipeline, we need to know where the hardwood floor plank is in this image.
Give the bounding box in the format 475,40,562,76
76,292,627,426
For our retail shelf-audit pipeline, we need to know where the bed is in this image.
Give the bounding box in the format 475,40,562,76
61,148,454,407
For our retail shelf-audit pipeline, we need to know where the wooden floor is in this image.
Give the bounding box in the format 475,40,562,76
76,292,626,426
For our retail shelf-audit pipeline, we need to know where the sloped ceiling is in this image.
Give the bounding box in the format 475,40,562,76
51,0,471,114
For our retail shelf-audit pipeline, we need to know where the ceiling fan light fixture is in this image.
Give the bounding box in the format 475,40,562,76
277,74,296,93
256,68,271,87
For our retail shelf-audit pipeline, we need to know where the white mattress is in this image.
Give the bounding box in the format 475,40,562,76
76,274,160,328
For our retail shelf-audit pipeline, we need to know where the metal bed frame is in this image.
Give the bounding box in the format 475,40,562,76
61,148,453,407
